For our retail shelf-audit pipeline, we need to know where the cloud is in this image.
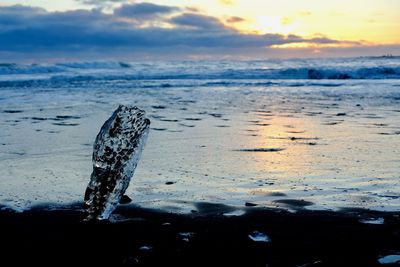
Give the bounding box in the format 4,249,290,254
226,16,245,23
0,4,46,14
0,4,369,61
170,13,225,29
76,0,128,8
0,4,46,31
114,3,180,19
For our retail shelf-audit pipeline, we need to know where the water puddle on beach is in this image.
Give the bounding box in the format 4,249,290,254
0,78,399,213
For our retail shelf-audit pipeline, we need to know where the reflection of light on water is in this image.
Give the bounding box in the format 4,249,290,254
240,114,318,179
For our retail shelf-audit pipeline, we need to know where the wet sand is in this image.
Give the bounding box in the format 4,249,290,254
1,204,399,266
1,78,400,212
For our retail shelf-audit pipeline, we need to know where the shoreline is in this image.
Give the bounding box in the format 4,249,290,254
1,203,399,266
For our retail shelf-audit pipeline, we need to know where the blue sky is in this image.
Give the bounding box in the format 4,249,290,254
0,0,399,62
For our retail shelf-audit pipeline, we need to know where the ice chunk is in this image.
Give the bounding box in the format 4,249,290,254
178,232,195,242
378,254,400,264
84,105,150,220
359,217,385,225
223,210,246,217
248,231,271,242
139,246,153,251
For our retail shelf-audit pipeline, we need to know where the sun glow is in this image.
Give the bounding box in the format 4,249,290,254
251,16,298,35
235,16,298,35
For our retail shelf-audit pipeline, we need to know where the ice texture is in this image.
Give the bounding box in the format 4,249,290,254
84,105,150,220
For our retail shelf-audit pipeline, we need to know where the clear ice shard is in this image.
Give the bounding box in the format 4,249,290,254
84,105,150,220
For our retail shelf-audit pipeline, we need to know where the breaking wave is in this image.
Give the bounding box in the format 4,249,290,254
0,58,399,87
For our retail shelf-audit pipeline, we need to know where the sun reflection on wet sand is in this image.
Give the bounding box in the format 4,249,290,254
230,110,321,181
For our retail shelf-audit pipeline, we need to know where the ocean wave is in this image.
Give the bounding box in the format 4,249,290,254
224,67,400,80
55,61,131,69
1,59,400,82
0,61,131,75
0,63,66,75
0,77,358,89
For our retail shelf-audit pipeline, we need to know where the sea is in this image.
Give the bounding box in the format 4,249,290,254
0,57,399,213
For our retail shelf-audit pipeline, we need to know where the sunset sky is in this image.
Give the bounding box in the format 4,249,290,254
1,0,399,61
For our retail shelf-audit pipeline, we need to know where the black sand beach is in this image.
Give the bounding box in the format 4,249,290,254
1,204,399,267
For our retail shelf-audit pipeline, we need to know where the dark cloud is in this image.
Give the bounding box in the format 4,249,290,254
170,13,225,29
0,5,46,31
0,4,360,61
114,3,180,19
0,4,46,14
